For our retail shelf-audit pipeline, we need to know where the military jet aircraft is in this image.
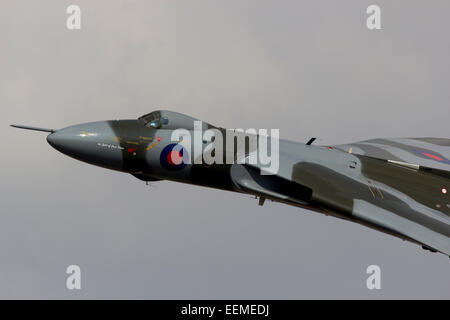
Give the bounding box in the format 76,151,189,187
11,110,450,257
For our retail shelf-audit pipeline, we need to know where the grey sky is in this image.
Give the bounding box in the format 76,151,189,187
1,0,449,299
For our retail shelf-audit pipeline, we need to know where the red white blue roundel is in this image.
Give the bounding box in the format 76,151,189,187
160,143,189,170
413,149,450,165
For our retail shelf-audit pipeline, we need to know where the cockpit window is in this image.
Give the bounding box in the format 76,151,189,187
139,111,169,128
139,111,161,124
138,110,216,131
149,120,160,128
160,116,169,125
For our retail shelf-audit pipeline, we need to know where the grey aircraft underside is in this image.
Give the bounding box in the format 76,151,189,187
11,110,450,257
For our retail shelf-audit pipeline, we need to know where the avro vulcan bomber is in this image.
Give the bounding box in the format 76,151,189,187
11,110,450,257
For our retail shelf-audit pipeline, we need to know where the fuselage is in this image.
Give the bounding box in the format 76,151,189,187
13,109,450,256
46,118,238,190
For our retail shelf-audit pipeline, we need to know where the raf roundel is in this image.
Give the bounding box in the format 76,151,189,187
160,143,189,171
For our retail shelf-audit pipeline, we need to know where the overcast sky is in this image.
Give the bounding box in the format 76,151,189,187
1,0,449,299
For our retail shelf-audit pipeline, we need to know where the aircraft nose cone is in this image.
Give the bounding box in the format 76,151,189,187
46,131,64,149
47,121,124,170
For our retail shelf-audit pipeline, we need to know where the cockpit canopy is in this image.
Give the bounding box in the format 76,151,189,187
139,111,169,128
138,110,215,130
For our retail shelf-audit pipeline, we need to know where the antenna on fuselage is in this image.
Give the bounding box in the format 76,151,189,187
10,124,55,133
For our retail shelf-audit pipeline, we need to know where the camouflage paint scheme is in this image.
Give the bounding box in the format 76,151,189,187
11,110,450,257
